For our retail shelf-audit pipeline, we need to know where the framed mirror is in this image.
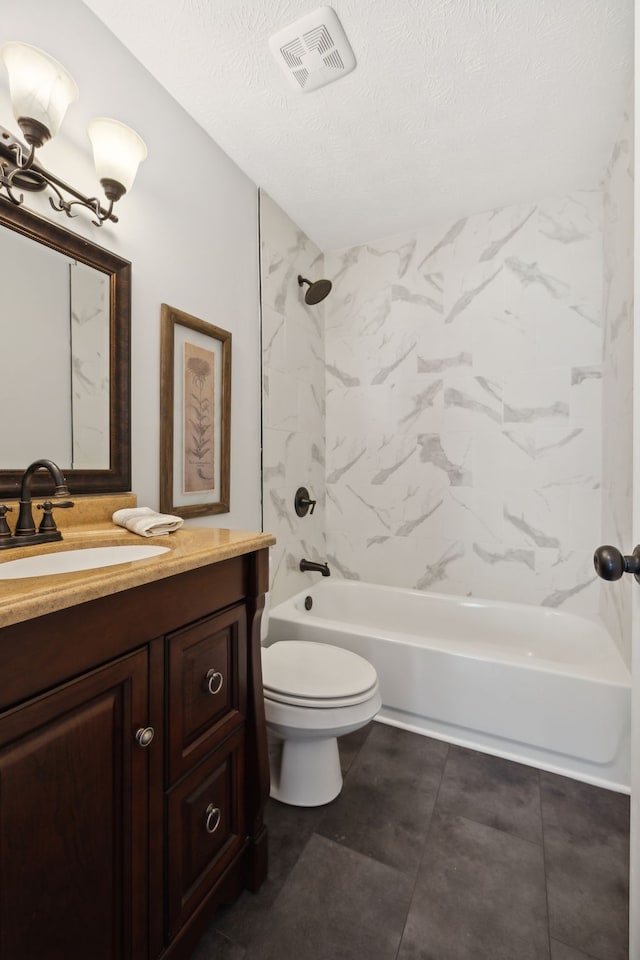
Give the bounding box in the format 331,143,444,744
0,200,130,498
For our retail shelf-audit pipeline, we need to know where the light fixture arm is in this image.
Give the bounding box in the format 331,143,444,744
46,179,116,227
0,125,117,225
0,43,146,228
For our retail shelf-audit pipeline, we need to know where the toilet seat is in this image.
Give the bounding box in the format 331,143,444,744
262,640,379,709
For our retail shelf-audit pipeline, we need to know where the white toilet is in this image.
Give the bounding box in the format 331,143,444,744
261,639,382,807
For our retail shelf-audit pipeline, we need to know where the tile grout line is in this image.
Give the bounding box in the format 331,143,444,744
538,774,612,960
392,740,451,960
539,768,554,960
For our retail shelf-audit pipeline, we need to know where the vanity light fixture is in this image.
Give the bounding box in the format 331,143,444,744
0,41,147,226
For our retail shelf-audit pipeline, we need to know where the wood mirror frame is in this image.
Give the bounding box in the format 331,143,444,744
0,200,131,498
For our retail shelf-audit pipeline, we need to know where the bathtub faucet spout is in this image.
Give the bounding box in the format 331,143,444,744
300,558,330,577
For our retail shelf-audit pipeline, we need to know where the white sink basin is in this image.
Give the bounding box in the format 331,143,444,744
0,544,170,580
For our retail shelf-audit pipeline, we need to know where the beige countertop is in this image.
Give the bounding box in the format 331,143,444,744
0,521,275,629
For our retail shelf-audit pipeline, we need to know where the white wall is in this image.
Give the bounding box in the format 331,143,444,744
324,194,604,618
260,192,326,606
601,110,634,667
2,0,262,532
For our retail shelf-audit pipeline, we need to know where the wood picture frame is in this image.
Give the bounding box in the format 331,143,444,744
160,304,231,517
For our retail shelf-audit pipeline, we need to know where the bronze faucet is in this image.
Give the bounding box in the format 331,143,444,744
299,558,331,577
0,459,74,549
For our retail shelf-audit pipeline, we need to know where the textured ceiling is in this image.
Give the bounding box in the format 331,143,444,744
82,0,632,251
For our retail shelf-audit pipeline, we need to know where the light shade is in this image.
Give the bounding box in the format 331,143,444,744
87,118,147,195
0,41,78,139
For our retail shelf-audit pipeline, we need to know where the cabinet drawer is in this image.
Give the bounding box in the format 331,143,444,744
167,604,247,784
166,728,245,939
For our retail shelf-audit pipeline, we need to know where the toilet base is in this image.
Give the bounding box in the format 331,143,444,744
269,734,343,807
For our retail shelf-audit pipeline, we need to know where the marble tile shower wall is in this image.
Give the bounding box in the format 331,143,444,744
260,192,327,608
323,194,604,616
600,113,633,667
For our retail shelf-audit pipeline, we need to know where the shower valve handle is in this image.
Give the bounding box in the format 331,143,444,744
294,486,316,517
593,544,640,583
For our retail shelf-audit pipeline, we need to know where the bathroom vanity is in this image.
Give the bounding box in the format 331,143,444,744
0,520,274,960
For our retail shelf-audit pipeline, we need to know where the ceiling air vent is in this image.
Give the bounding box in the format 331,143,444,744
269,6,356,93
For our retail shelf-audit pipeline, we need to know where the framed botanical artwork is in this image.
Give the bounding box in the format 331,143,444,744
159,303,231,517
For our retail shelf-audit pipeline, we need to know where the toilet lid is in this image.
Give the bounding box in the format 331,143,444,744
262,641,378,707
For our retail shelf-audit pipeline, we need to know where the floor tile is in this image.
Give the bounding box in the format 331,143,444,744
540,772,630,842
317,722,448,874
437,744,543,843
199,728,630,960
541,773,629,960
397,811,550,960
213,797,325,948
244,833,413,960
338,721,373,775
550,939,598,960
191,928,246,960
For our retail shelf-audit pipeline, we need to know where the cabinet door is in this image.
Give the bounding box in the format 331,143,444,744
0,649,149,960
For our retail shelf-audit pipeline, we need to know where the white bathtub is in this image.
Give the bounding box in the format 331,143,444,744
267,580,631,792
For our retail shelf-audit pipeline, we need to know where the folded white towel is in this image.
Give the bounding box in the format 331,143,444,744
112,507,184,538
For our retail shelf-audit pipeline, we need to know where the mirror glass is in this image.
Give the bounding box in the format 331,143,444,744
0,201,131,498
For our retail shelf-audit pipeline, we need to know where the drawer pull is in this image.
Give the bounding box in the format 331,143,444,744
135,726,155,747
205,669,224,696
205,804,221,834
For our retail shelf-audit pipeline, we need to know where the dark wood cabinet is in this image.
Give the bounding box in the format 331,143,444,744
166,604,247,783
0,649,149,960
0,547,270,960
166,726,245,939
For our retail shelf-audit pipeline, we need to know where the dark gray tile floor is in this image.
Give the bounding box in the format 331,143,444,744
193,723,629,960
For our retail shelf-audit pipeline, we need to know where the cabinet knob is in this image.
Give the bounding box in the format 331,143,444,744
205,803,221,834
135,726,155,747
205,669,224,696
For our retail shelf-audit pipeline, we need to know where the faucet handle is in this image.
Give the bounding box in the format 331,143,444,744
37,499,74,533
0,505,13,540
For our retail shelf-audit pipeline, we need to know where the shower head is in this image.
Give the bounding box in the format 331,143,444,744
298,274,332,305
